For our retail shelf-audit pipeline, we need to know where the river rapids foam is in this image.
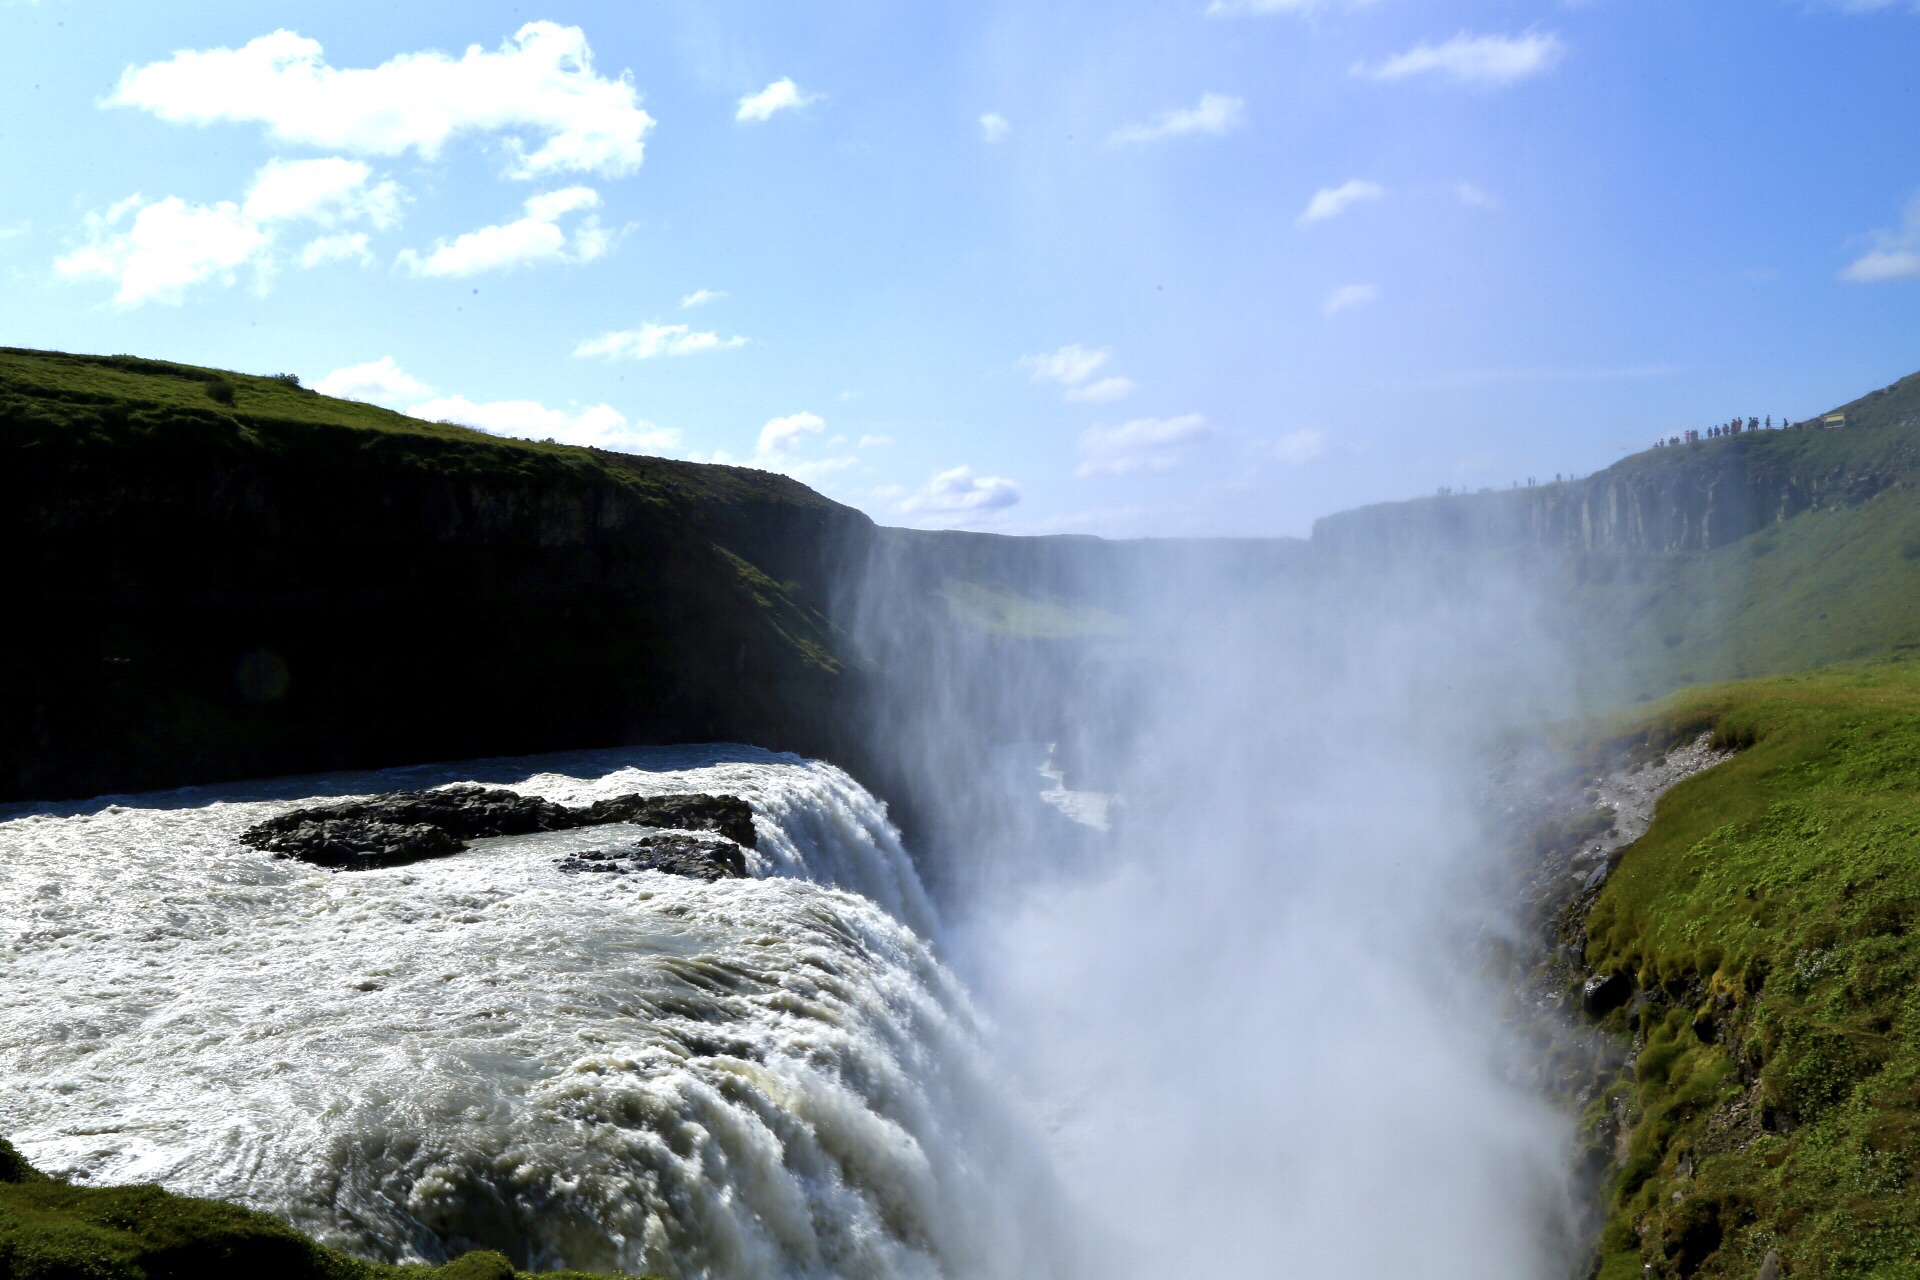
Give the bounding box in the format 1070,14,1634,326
0,746,1065,1279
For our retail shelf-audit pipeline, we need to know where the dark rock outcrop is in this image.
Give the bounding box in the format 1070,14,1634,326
240,785,756,871
556,833,749,882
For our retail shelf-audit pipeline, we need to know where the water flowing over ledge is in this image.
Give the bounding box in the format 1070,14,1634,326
0,747,1066,1279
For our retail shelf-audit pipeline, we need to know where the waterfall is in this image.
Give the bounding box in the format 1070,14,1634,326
0,746,1068,1279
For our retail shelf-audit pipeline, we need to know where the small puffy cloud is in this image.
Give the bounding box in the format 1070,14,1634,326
1324,282,1379,315
758,411,826,455
1076,414,1211,477
680,287,726,308
242,157,401,227
1456,181,1500,210
397,187,606,277
1841,196,1920,283
1022,343,1138,403
1297,179,1384,227
411,394,679,454
298,232,372,267
109,23,653,179
1272,428,1327,466
1109,93,1245,147
898,466,1021,520
979,112,1011,143
1354,32,1565,87
858,434,893,448
736,77,818,123
55,195,270,306
315,355,431,407
574,322,747,359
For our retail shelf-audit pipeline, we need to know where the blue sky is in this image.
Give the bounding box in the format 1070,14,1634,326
3,1,1917,536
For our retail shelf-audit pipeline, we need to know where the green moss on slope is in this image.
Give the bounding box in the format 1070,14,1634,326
1580,660,1920,1279
0,1139,642,1280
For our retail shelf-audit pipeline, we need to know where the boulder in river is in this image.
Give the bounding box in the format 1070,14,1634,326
240,785,757,871
556,833,749,882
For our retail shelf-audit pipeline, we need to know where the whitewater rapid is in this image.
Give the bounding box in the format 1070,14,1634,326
0,746,1065,1279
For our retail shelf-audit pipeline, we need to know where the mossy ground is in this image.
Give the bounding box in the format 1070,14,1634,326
1577,658,1920,1279
0,1140,643,1280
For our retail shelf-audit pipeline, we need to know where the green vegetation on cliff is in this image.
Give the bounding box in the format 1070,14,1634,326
1579,659,1920,1279
0,1139,636,1280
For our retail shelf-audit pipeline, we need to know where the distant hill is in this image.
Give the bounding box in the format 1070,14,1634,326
1311,369,1920,701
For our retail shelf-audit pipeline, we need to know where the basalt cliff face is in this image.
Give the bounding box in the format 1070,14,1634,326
0,348,875,802
1312,372,1920,560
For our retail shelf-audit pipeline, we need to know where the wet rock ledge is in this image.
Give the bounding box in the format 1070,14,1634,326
240,785,756,876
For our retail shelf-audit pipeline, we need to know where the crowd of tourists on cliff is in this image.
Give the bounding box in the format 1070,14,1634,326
1652,415,1797,449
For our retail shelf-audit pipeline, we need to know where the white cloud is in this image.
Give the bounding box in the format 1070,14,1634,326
1076,414,1211,477
313,357,677,454
314,356,431,407
1354,32,1566,87
109,23,653,179
736,77,819,123
298,232,372,267
758,411,826,455
1324,282,1379,315
1109,93,1245,147
55,195,270,306
242,157,401,227
1456,181,1500,210
858,434,894,448
680,287,726,308
1207,0,1367,13
1067,376,1137,403
1022,343,1138,403
397,187,606,277
979,112,1011,143
0,222,29,242
898,466,1021,520
574,322,747,359
1272,428,1327,466
1297,179,1384,227
1841,196,1920,283
58,157,404,305
411,394,679,454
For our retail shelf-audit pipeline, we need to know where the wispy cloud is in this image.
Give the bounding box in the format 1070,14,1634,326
1455,181,1500,210
1271,428,1326,466
1077,414,1212,476
1022,343,1137,403
108,23,653,180
1109,93,1245,147
1323,282,1379,315
396,187,607,277
680,287,726,308
1354,32,1565,87
1297,179,1384,227
737,77,819,123
979,112,1011,143
1841,195,1920,283
574,321,746,359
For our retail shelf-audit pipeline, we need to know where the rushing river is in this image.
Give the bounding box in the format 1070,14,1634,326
0,746,1067,1279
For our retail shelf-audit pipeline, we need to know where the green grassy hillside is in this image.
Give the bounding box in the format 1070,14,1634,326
0,1139,636,1280
1577,660,1920,1279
